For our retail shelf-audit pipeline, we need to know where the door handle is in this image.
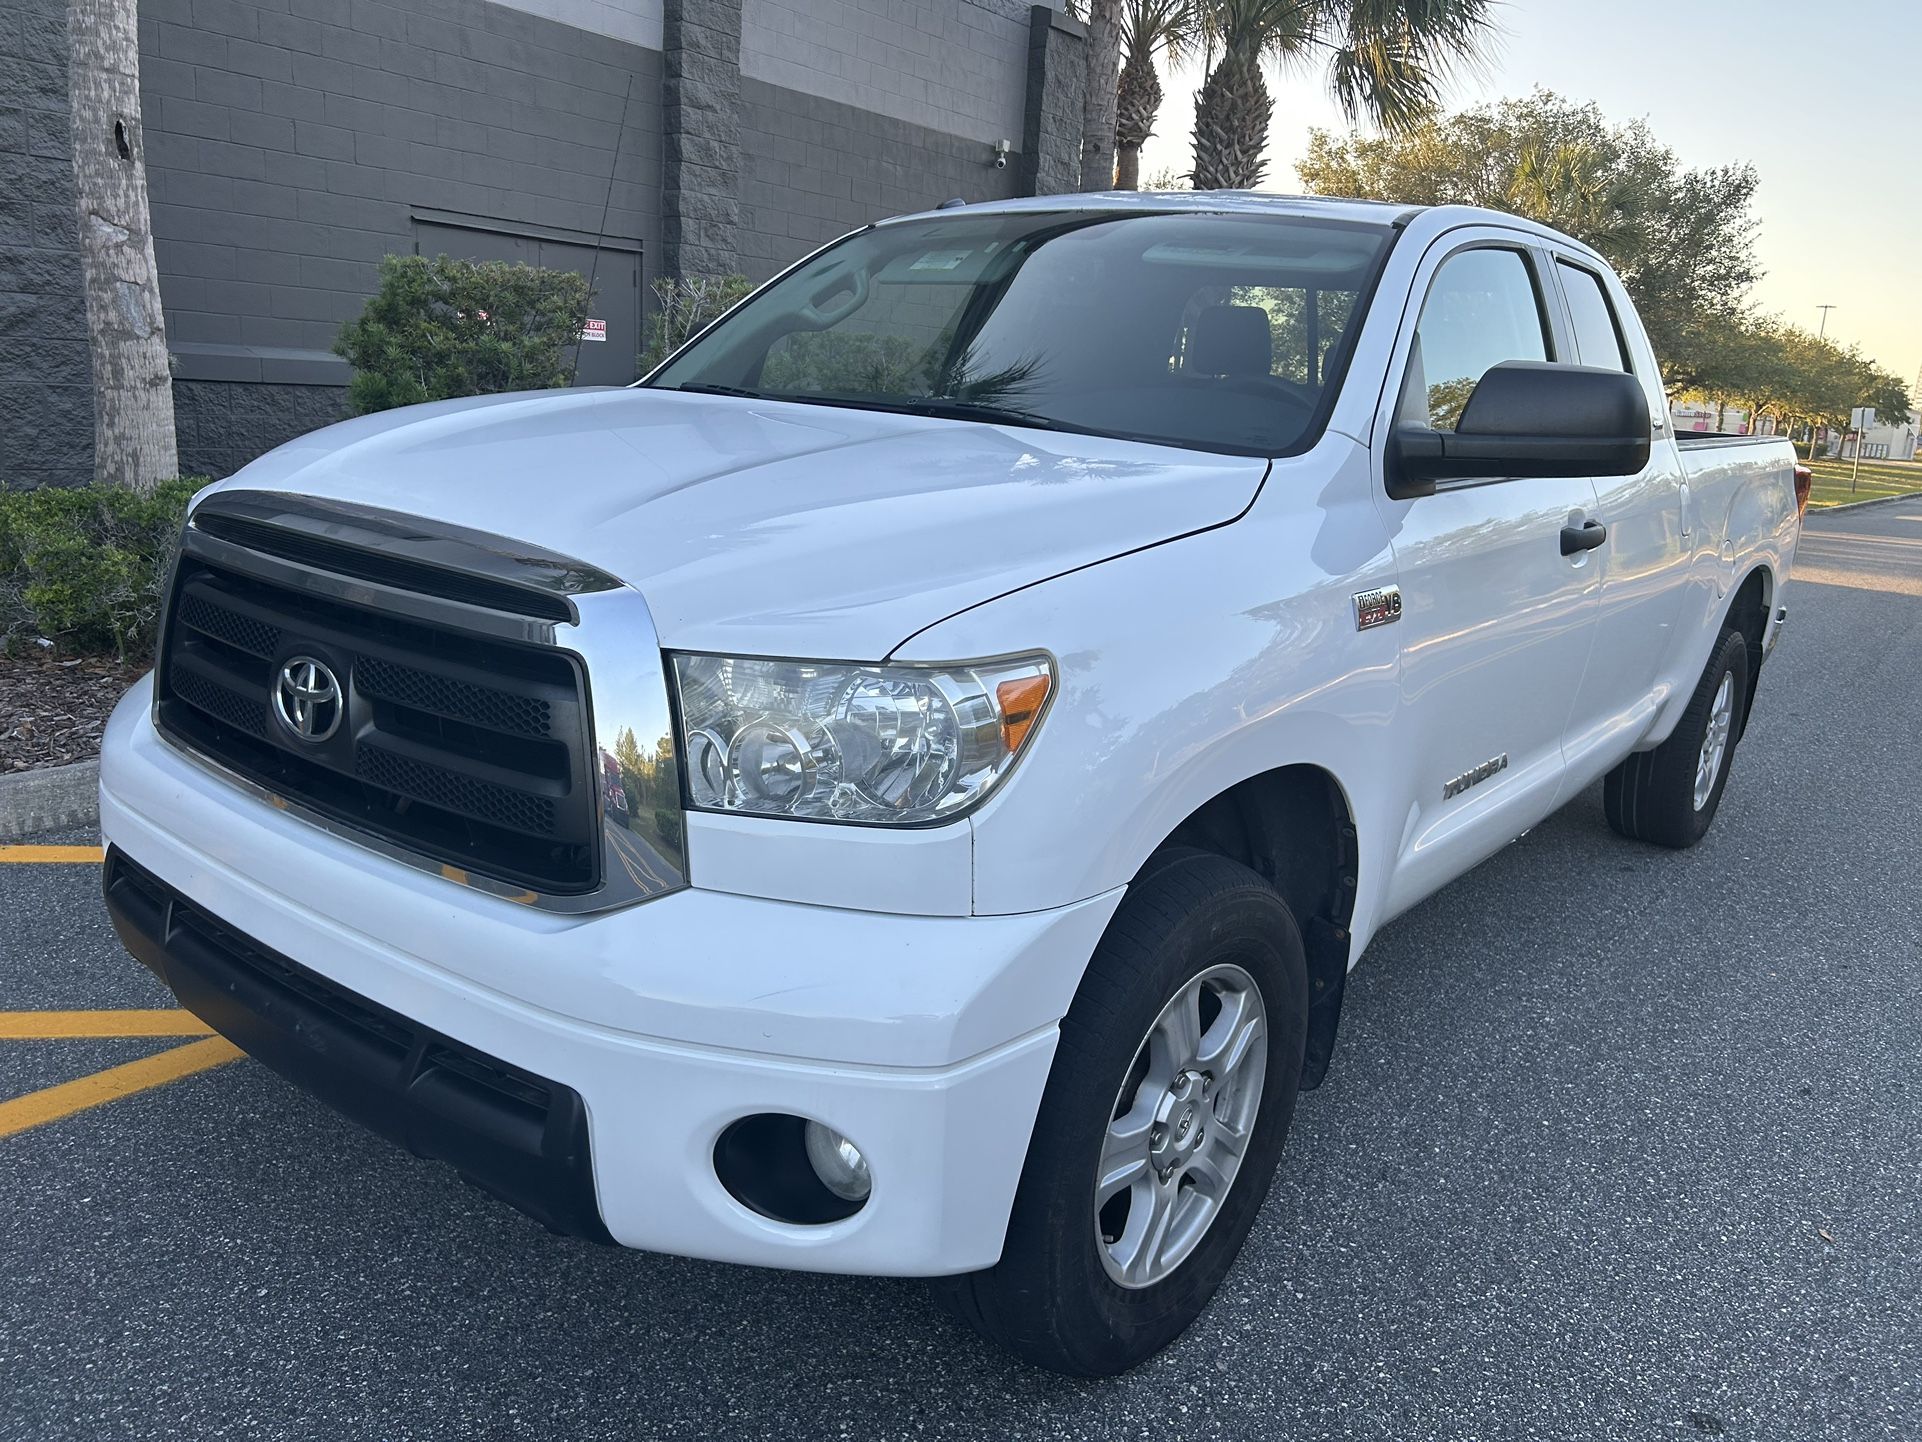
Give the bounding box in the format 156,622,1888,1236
1560,520,1608,555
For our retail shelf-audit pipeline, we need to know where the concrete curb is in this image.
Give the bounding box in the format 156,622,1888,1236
0,758,99,842
1808,491,1922,516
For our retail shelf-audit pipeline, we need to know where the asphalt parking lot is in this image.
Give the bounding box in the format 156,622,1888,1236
3,503,1918,1442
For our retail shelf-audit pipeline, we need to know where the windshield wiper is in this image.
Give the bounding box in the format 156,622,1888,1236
892,398,1069,432
660,382,769,399
655,385,1071,435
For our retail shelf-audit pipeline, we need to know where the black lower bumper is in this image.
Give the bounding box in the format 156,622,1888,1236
103,848,613,1244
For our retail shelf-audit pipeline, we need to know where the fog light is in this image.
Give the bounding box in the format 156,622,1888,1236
803,1121,872,1202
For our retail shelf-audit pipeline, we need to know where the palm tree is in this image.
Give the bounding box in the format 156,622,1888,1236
1190,0,1496,192
1115,0,1198,190
69,0,177,488
1081,0,1124,190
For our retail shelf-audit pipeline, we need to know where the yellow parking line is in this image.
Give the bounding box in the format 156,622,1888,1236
0,1036,243,1140
0,1010,215,1039
0,844,105,863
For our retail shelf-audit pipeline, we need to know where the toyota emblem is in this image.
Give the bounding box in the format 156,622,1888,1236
273,656,343,742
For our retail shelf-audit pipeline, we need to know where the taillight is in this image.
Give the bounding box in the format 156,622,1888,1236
1793,463,1813,518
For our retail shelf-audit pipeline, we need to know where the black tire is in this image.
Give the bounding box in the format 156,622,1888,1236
935,853,1309,1376
1603,627,1750,849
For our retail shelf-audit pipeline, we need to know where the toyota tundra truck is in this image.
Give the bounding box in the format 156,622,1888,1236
99,194,1804,1375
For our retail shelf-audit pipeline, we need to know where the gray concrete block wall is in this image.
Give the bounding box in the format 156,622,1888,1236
173,377,344,480
1,0,94,488
490,0,664,50
137,0,665,374
3,0,1087,485
1021,3,1082,196
740,0,1030,150
737,76,1022,280
662,0,742,279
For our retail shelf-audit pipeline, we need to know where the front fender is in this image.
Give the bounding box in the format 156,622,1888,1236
903,442,1404,954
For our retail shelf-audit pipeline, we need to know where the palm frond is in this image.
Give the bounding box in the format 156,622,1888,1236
1323,0,1498,132
1121,0,1202,61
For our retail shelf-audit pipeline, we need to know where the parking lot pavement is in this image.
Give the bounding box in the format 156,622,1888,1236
2,503,1918,1442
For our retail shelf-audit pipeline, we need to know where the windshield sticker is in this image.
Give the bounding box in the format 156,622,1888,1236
910,250,972,272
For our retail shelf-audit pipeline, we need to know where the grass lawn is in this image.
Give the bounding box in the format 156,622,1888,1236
1802,457,1922,509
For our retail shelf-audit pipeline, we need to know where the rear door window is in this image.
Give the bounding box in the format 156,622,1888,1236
1557,262,1631,372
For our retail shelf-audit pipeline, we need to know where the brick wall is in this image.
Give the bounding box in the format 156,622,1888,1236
0,0,93,488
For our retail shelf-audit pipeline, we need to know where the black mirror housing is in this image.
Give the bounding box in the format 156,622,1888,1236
1388,361,1652,499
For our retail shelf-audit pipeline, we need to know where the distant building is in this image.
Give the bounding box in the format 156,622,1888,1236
1835,411,1919,461
1669,401,1780,436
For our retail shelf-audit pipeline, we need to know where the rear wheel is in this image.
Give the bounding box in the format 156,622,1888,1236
936,852,1308,1376
1603,627,1750,848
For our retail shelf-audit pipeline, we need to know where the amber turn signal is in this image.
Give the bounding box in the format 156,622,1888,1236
996,673,1052,755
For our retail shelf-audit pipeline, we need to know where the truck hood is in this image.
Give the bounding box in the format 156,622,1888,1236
213,387,1268,657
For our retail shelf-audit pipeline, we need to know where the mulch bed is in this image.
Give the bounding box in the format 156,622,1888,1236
1,651,144,773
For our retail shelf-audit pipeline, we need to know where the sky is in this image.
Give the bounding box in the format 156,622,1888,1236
1136,0,1921,391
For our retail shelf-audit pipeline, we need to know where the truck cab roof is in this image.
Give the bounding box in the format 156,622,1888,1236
890,191,1604,264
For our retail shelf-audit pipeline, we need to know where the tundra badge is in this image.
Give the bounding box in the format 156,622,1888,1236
1443,753,1509,800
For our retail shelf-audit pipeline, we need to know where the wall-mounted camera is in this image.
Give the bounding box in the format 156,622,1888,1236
992,139,1011,170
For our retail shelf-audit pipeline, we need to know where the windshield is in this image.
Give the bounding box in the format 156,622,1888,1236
646,210,1394,456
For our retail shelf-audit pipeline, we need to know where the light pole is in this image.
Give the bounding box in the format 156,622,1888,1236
1806,307,1838,454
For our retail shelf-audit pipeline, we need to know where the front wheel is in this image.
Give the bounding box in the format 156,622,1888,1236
936,853,1308,1376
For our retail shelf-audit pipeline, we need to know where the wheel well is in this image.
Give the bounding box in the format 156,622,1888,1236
1139,765,1359,1089
1724,566,1772,737
1149,766,1357,930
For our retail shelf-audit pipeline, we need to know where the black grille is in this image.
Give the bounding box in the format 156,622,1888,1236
156,552,597,894
356,656,556,738
177,589,282,658
170,663,270,738
355,743,559,836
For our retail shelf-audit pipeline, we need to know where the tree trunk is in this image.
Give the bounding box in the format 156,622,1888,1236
1191,51,1272,191
1113,43,1163,191
69,0,177,491
1079,0,1122,191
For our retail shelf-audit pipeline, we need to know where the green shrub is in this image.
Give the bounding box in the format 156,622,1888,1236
0,478,203,660
639,274,754,373
334,254,592,416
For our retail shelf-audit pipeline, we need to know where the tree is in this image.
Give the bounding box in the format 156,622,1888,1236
69,0,178,491
1115,0,1198,190
1082,0,1124,190
1671,316,1912,438
1190,0,1495,192
1297,91,1761,394
1859,363,1913,426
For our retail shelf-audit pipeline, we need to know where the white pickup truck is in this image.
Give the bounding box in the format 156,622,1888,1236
101,194,1804,1375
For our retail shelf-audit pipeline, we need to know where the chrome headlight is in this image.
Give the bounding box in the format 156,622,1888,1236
669,653,1053,825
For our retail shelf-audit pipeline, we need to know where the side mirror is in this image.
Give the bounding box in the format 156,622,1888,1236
1387,360,1652,500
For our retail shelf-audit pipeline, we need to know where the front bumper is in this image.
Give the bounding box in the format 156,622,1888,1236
105,850,612,1242
100,678,1122,1275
